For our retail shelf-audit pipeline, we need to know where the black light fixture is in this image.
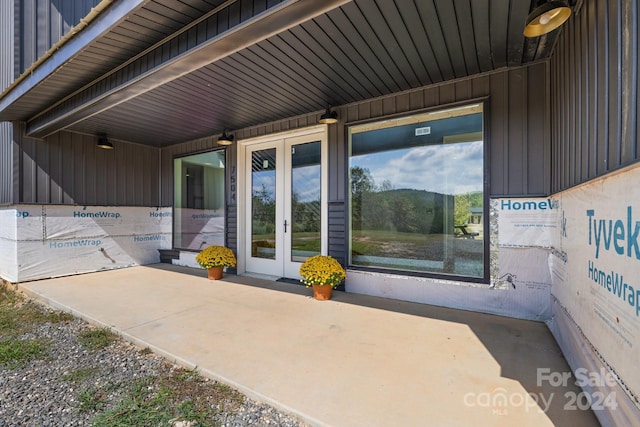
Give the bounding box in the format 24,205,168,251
523,0,571,37
319,107,338,124
217,130,234,146
96,133,113,150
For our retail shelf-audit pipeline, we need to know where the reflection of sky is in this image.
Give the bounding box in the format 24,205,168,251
252,170,275,200
252,167,321,202
351,141,483,195
293,165,320,202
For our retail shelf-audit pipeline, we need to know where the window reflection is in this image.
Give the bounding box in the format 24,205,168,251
349,104,485,278
251,149,276,259
291,141,321,262
173,151,225,250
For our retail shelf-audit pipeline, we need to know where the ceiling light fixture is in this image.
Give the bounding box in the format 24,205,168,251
217,130,234,146
319,107,338,124
96,133,113,150
523,0,571,37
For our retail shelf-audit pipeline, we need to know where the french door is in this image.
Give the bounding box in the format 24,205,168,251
242,128,327,279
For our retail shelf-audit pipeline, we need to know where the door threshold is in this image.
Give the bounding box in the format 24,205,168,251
242,272,281,281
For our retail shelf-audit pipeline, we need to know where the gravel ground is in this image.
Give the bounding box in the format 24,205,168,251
0,302,307,427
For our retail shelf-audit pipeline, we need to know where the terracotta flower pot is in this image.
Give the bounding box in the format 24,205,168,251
312,284,333,300
207,267,223,280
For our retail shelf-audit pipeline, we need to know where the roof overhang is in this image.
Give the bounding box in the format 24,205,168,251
0,0,568,147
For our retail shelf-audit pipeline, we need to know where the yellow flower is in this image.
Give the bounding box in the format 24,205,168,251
195,245,237,269
299,255,346,288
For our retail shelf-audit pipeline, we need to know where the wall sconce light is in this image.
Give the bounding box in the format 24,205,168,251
523,0,571,37
319,107,338,124
217,130,234,146
96,133,113,150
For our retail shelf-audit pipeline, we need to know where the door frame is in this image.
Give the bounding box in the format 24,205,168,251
236,125,329,278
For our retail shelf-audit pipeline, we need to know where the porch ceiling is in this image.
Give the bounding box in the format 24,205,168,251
1,0,563,147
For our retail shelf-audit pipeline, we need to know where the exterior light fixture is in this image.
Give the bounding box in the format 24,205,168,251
523,0,571,37
96,133,113,150
217,130,234,146
319,107,338,124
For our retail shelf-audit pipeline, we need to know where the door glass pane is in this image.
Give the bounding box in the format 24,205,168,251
251,149,276,259
291,141,321,262
173,151,225,250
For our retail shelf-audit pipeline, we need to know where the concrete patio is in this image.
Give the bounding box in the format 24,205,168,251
19,264,600,426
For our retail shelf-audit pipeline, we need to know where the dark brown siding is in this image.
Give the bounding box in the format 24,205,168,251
550,0,639,192
15,125,160,206
161,65,550,257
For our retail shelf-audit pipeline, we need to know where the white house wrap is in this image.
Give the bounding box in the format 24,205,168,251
1,205,171,282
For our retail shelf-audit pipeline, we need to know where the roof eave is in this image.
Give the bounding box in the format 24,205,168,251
0,0,145,121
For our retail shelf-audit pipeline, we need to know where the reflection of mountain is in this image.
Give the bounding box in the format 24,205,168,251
355,189,481,234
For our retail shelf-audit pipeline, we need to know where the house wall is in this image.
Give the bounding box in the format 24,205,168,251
0,0,16,205
0,125,167,283
0,123,13,205
15,125,161,206
550,0,639,191
160,63,551,263
0,204,172,283
16,0,102,74
547,1,640,425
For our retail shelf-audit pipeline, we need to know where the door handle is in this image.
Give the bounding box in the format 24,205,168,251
284,219,288,233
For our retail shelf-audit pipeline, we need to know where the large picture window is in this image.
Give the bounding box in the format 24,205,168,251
173,150,226,250
348,103,486,279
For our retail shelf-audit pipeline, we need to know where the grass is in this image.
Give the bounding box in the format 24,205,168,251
0,296,73,339
91,367,244,427
0,338,47,368
77,327,117,351
0,285,72,368
0,285,247,425
78,388,107,413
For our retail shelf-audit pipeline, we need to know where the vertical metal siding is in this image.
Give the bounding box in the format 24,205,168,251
339,65,549,198
18,0,102,73
1,0,15,93
0,123,13,204
551,0,639,192
1,1,15,204
16,125,160,206
160,65,549,256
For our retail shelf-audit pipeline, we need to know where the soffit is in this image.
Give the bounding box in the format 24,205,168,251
1,0,563,146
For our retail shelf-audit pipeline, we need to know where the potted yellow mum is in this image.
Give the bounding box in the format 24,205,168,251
195,245,237,280
299,255,346,300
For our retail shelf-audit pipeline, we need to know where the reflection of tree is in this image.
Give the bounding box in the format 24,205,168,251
352,166,422,233
351,166,374,230
393,195,417,232
253,184,275,233
351,166,473,234
292,192,320,232
454,192,483,225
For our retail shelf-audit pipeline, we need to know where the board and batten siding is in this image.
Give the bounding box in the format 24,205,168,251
334,63,550,200
160,64,550,260
550,0,639,192
0,0,16,204
0,123,13,205
16,0,102,74
15,125,160,206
